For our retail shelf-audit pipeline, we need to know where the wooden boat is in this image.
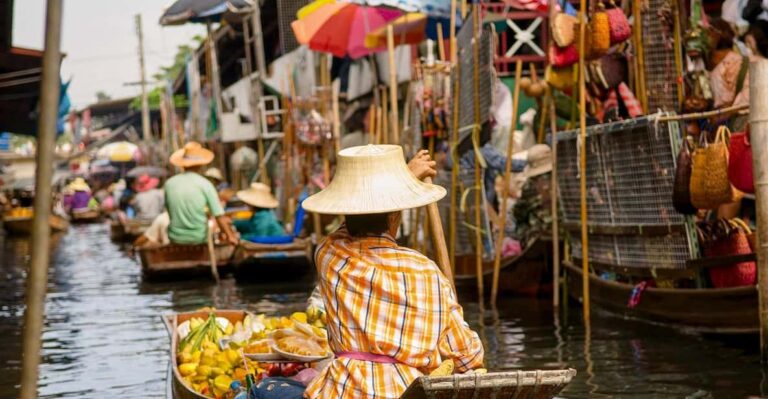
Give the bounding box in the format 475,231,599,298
564,260,758,334
139,243,236,280
70,208,102,223
400,368,576,399
233,237,314,281
110,219,151,242
3,211,69,235
162,309,248,399
452,238,550,295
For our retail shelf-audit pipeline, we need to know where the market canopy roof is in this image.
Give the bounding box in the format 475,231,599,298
159,0,251,25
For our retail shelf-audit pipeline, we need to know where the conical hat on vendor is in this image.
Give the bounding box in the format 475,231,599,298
68,177,91,192
237,182,279,209
169,142,215,168
302,145,446,215
204,167,224,182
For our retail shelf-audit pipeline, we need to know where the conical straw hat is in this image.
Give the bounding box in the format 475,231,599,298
302,145,446,215
237,182,279,209
169,142,214,168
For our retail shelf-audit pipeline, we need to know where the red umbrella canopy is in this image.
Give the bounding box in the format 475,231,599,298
292,2,403,58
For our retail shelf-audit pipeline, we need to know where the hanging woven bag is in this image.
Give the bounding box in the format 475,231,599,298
728,125,754,193
552,13,578,47
672,137,698,215
589,3,611,59
546,65,578,90
690,126,737,209
706,218,756,288
549,44,580,68
606,0,632,44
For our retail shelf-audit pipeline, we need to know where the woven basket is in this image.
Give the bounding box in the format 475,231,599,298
690,127,737,209
706,218,756,288
552,13,578,47
672,137,697,215
589,8,611,59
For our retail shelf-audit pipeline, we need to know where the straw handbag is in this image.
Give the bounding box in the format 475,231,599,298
703,218,756,288
672,137,697,215
690,126,738,209
728,126,754,193
589,4,611,59
552,13,578,47
546,65,577,90
606,0,632,44
549,44,579,68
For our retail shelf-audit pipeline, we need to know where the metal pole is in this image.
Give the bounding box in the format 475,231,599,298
750,59,768,362
135,14,150,143
19,0,62,397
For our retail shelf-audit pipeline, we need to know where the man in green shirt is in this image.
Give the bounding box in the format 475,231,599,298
165,142,238,245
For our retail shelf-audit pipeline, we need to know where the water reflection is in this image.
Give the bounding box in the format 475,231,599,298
0,223,767,397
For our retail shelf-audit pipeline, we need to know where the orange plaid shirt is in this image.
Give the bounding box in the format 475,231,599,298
304,227,484,399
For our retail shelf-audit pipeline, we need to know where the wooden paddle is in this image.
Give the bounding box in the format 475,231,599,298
424,176,454,286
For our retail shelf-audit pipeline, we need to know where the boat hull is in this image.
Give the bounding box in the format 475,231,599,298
233,238,314,281
564,261,758,334
139,244,236,280
71,209,102,223
3,214,69,235
400,369,576,399
110,219,151,242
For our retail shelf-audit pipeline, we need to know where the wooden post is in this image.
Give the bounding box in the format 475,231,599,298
751,59,768,362
250,7,269,183
425,176,453,283
490,60,523,307
387,26,400,144
135,14,151,143
19,0,62,397
549,98,561,308
471,5,484,301
449,0,459,269
577,3,591,324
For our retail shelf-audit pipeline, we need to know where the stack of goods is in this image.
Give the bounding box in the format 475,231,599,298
176,310,328,398
673,124,756,288
546,0,635,123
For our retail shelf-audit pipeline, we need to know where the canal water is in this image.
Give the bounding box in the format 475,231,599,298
2,223,767,398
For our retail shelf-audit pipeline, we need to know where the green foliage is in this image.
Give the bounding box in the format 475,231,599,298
129,88,188,111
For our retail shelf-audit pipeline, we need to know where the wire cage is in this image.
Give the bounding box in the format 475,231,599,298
555,116,696,270
641,0,681,113
277,0,311,54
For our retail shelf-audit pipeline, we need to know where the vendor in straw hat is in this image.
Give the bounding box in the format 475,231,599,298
296,145,484,399
164,142,238,245
232,182,285,239
64,177,96,212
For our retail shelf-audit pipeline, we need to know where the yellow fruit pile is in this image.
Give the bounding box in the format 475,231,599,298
5,207,33,218
177,314,263,398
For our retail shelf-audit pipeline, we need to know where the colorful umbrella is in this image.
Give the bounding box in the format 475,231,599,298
348,0,452,19
96,142,139,163
292,1,403,58
364,12,429,49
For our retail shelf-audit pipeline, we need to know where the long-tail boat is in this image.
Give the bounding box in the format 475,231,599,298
70,208,102,223
110,218,151,242
2,208,69,235
139,243,236,280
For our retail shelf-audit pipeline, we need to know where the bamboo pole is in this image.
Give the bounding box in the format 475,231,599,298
19,0,62,397
657,104,749,122
632,0,648,113
577,1,591,324
449,0,459,270
381,88,388,144
387,26,400,144
425,176,454,283
750,59,768,362
437,23,446,62
490,60,523,307
472,5,484,301
550,97,561,308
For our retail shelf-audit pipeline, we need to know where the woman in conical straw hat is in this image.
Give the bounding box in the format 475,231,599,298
297,145,484,399
232,182,285,239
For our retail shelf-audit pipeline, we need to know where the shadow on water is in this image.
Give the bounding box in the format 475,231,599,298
1,223,767,397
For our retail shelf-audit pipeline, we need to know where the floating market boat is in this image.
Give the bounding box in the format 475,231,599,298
453,238,549,295
233,237,314,281
70,208,102,223
2,209,69,235
139,243,236,280
400,368,576,399
110,219,151,242
564,260,758,334
163,309,250,399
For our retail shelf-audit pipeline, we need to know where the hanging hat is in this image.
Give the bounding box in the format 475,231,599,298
68,177,91,192
204,167,224,182
169,141,215,168
134,174,159,193
302,145,446,215
236,182,279,209
525,144,553,178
